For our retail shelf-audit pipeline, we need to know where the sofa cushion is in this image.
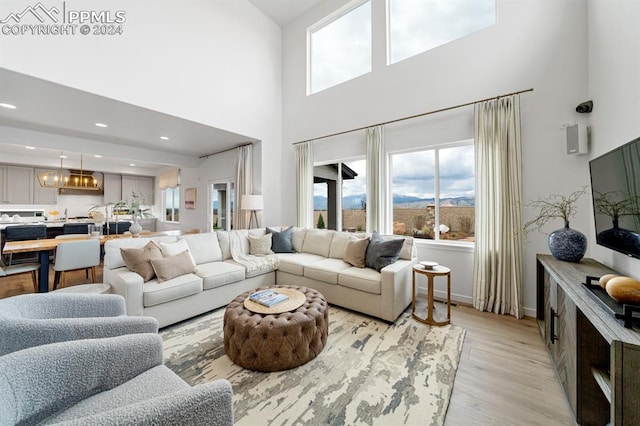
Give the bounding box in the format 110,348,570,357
291,228,307,252
343,237,370,268
303,258,352,284
249,234,273,255
179,233,223,264
267,226,295,253
120,241,163,282
216,231,232,260
365,231,404,272
143,274,202,307
226,259,278,278
158,240,196,267
338,267,382,295
150,251,198,283
196,261,245,290
328,232,350,259
275,253,326,276
301,229,335,257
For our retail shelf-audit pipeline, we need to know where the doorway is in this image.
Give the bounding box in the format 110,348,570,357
209,180,234,231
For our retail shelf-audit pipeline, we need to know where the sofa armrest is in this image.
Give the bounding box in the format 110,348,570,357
379,258,417,321
0,334,163,426
108,268,145,316
57,380,234,426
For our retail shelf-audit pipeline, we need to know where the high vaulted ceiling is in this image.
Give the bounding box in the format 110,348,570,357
249,0,322,26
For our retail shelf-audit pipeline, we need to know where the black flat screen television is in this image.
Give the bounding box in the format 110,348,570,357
589,136,640,258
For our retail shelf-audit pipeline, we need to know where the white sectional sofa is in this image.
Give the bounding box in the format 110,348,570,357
103,228,416,327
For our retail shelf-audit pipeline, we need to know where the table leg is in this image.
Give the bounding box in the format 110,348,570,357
412,269,417,316
38,250,49,293
427,276,435,323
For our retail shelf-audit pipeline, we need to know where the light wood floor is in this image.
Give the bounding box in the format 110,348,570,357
1,266,574,425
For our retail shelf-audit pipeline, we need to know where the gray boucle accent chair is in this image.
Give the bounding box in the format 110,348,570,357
0,333,234,425
0,293,158,356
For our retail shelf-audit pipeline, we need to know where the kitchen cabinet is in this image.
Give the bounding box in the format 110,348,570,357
0,166,34,204
33,168,58,204
122,175,154,205
103,173,122,204
537,254,640,425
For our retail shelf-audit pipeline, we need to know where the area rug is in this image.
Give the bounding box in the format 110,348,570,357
161,306,465,426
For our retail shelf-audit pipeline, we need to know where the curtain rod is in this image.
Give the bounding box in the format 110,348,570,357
292,87,534,145
199,142,254,159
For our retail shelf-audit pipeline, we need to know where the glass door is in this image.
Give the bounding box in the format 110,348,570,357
209,180,234,231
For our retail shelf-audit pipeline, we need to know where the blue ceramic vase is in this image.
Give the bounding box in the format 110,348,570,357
548,221,587,263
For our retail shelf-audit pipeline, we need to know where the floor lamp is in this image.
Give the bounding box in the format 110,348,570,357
241,194,264,229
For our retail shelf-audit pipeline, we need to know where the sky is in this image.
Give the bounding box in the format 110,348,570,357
314,144,475,200
311,0,495,93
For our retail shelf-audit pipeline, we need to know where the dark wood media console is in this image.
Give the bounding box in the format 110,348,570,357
537,254,640,425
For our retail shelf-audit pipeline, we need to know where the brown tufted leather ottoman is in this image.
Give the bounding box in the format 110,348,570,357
223,286,328,372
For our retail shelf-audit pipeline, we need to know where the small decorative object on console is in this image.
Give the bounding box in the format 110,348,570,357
583,275,640,328
419,261,438,270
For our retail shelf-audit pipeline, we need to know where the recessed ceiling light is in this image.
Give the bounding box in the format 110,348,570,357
25,146,35,150
94,122,108,128
0,103,17,109
129,163,136,167
94,154,102,158
160,136,170,141
60,155,68,159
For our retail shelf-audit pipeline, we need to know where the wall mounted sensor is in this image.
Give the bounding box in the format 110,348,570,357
576,100,593,113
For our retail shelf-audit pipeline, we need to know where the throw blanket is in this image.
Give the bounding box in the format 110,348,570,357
229,231,279,273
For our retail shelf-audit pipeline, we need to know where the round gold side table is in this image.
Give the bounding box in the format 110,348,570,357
412,264,451,326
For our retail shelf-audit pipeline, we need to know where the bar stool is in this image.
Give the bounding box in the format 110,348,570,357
412,263,451,326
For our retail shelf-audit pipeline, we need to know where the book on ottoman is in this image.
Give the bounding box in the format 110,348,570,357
249,289,289,307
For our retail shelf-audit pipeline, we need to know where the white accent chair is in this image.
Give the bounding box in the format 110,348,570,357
53,239,100,289
0,258,39,293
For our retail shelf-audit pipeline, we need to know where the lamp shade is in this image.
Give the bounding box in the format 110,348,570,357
241,194,264,210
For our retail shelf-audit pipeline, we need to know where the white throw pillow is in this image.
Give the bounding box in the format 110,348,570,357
158,239,196,266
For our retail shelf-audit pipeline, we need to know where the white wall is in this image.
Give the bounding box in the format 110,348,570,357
0,0,283,229
282,0,590,316
586,0,640,275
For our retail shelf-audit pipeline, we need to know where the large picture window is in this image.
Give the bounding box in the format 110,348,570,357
391,143,475,241
388,0,496,64
308,0,371,94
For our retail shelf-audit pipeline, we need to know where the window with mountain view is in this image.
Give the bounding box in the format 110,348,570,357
388,0,496,64
391,144,475,242
313,160,366,231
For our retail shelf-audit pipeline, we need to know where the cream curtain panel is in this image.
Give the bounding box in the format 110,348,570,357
234,144,253,230
295,142,314,228
366,125,387,233
473,95,524,319
158,168,179,190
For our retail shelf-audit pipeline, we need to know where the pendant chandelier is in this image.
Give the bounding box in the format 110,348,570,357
37,153,103,191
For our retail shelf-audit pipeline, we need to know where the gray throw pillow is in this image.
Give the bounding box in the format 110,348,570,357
267,226,295,253
365,231,404,272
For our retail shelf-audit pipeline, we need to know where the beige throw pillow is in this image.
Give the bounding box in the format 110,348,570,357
120,241,163,282
343,237,370,268
249,234,273,255
150,250,197,283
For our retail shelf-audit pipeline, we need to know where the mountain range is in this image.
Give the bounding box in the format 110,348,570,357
314,194,475,210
